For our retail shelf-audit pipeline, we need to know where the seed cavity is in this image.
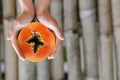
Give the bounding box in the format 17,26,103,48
26,31,46,53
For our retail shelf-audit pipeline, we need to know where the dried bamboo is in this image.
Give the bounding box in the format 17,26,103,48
19,61,35,80
2,0,18,80
36,60,50,80
64,0,81,80
79,0,98,80
111,0,120,79
0,24,4,80
98,0,113,80
16,1,36,80
33,0,51,80
0,26,4,61
0,3,3,79
50,0,64,80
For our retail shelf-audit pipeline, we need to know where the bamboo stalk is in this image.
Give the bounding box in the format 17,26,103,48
34,0,51,80
79,0,98,80
64,0,81,80
0,26,4,62
36,60,50,80
98,0,113,80
16,1,36,80
50,0,64,80
0,1,3,78
98,0,114,80
19,61,35,80
111,0,120,79
2,0,18,80
0,24,4,80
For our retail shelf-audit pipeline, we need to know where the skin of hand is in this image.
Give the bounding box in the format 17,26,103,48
36,0,64,59
7,0,35,61
7,0,64,61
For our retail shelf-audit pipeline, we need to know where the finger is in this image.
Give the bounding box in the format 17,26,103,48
6,25,16,40
6,32,12,40
48,56,54,59
37,16,64,40
41,22,64,41
48,38,61,59
7,30,17,40
7,28,17,40
11,35,25,61
51,26,64,41
6,22,24,40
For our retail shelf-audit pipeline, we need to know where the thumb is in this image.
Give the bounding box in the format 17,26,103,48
54,30,64,41
44,24,64,40
50,27,64,40
6,32,13,40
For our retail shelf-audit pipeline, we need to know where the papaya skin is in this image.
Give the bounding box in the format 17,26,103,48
17,22,56,62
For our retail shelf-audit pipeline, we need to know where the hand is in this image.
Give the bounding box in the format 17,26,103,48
7,0,35,61
36,13,64,59
7,13,35,61
36,0,64,59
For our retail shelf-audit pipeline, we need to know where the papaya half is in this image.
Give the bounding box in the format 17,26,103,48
17,22,56,62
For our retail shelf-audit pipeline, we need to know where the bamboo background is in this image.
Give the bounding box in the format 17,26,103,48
0,0,120,80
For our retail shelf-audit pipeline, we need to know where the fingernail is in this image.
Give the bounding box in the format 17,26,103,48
18,55,25,61
48,56,54,59
20,57,25,61
59,34,64,40
51,57,54,59
48,57,51,59
60,37,64,40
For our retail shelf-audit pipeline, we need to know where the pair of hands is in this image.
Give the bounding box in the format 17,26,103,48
7,0,64,61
